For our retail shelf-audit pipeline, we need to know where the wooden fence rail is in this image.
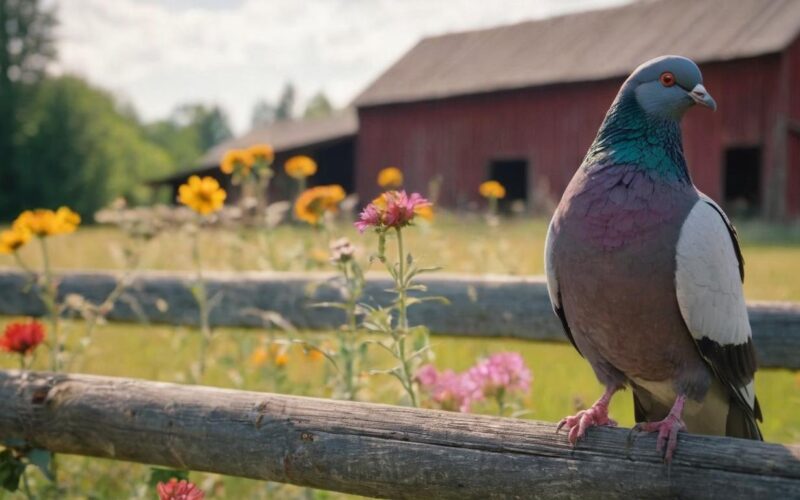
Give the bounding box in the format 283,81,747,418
0,268,798,369
0,371,798,499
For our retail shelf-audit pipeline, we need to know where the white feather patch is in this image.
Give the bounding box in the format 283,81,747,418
675,201,751,346
545,220,559,308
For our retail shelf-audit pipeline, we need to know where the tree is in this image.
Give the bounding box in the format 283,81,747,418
15,76,173,216
171,104,232,152
303,91,333,119
0,0,57,218
274,83,295,121
250,99,276,129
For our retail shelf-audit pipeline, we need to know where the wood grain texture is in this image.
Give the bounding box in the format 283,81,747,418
0,371,798,499
0,268,798,369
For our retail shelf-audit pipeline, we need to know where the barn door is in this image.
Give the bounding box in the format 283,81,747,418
488,159,528,212
723,146,761,217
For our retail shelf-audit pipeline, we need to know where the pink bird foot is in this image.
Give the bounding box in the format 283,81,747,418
633,394,687,463
557,387,618,445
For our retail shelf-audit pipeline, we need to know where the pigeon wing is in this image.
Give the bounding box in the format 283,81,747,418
545,220,581,355
675,195,762,430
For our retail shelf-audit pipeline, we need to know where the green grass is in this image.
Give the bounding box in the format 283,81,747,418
0,213,798,498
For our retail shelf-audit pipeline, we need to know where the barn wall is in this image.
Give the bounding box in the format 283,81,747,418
356,55,788,215
786,36,800,218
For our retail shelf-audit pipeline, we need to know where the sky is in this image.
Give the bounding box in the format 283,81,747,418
54,0,629,134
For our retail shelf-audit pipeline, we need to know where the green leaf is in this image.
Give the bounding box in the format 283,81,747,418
148,467,189,487
310,302,348,310
27,448,54,481
0,449,25,492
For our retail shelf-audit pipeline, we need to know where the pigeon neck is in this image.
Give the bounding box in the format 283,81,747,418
583,91,691,184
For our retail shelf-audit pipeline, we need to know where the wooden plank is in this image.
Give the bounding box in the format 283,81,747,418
0,371,798,499
0,268,798,368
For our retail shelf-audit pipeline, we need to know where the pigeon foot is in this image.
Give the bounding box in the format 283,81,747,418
557,387,618,445
633,394,687,463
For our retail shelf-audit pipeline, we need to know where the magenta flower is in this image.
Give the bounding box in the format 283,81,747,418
355,190,433,232
467,352,532,398
416,364,483,412
156,479,205,500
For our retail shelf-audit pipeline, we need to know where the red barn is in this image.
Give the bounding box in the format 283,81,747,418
353,0,800,219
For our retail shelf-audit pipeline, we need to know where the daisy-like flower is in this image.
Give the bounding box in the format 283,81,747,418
0,320,46,355
0,226,31,254
220,149,255,176
354,190,432,233
178,176,227,215
284,155,318,179
479,180,506,199
294,185,346,225
13,207,81,237
377,166,403,188
248,144,275,164
156,478,205,500
467,352,532,398
329,237,356,263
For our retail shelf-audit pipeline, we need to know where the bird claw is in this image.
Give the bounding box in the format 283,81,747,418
557,402,616,445
633,413,687,463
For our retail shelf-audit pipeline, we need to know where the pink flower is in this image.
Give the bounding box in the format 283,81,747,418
467,352,532,398
415,364,483,412
355,190,433,232
156,479,205,500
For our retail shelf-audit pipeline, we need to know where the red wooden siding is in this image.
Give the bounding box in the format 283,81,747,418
356,52,798,217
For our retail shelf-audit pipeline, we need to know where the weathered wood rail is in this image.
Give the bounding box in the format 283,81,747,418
0,371,798,499
0,268,798,369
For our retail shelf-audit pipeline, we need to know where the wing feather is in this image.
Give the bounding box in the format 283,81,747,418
675,197,761,425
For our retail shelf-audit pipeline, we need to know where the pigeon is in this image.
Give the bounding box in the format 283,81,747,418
545,55,762,461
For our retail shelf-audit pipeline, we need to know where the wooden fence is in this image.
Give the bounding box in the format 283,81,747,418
0,371,798,499
0,268,798,368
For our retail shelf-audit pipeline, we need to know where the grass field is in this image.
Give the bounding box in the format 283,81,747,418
1,213,798,498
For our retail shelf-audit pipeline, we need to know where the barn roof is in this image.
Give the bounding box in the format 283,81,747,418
199,108,358,167
354,0,800,107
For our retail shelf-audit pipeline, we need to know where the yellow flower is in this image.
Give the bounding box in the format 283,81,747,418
377,166,403,188
285,155,317,179
13,206,81,237
305,348,324,362
220,149,255,175
415,204,434,221
294,185,346,225
479,180,506,199
249,347,269,367
178,176,227,215
0,227,31,254
248,144,274,164
275,351,289,367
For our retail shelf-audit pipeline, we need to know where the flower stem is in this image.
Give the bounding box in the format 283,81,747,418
191,227,212,382
394,227,417,407
38,237,60,373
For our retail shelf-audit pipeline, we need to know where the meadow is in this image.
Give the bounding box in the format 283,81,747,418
1,213,799,499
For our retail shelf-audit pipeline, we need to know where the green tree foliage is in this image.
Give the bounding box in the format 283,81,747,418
14,76,173,216
250,99,276,129
0,0,57,218
143,103,233,171
274,82,295,121
303,91,333,119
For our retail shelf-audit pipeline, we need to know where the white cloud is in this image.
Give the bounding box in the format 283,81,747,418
54,0,628,133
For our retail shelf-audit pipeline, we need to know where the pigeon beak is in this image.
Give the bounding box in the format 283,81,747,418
689,84,717,111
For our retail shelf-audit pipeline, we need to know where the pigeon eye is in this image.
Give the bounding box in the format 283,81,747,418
660,72,676,87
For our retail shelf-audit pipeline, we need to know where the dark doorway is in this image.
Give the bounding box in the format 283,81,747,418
311,139,356,193
723,147,761,216
489,159,528,211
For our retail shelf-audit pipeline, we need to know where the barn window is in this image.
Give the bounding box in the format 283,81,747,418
723,146,761,216
488,159,528,211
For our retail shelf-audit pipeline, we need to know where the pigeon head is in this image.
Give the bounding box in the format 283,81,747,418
623,55,716,120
